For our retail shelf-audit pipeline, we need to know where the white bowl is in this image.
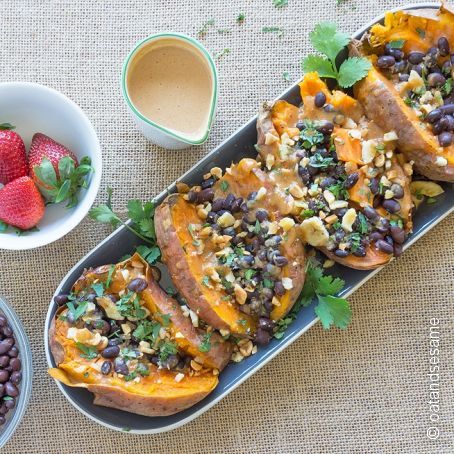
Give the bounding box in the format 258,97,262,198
0,82,102,250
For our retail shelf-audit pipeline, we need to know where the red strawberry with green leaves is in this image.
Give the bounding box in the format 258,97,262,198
0,123,28,185
0,176,45,230
28,133,92,208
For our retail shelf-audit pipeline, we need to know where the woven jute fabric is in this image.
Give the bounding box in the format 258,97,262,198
0,0,453,452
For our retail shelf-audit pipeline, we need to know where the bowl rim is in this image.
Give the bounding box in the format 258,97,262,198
0,297,33,448
121,32,218,146
0,82,102,250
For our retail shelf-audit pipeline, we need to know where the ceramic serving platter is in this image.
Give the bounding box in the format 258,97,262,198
44,3,453,433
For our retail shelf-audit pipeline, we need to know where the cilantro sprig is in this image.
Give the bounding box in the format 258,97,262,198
274,261,351,338
302,22,371,88
89,188,161,264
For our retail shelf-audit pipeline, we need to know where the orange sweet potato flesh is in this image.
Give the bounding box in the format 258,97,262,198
351,5,454,182
155,160,306,335
49,314,217,417
333,128,364,165
48,254,227,416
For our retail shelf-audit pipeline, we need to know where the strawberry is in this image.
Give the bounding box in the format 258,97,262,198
28,133,92,208
0,124,28,185
0,176,45,230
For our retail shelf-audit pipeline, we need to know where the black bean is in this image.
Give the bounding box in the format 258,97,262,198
382,199,401,214
4,398,15,410
408,51,425,64
438,131,453,147
399,73,410,82
256,209,268,222
0,371,9,383
412,64,423,76
196,188,214,203
323,103,335,113
334,230,344,243
265,235,282,248
389,183,403,200
162,354,180,370
92,319,110,336
0,356,9,368
261,288,273,302
231,235,243,246
298,166,310,184
113,357,129,376
444,115,454,131
320,177,336,189
211,198,224,212
344,172,359,189
372,195,383,209
257,249,267,262
353,246,366,257
377,55,395,68
201,178,215,189
247,191,257,201
390,48,404,61
428,72,446,88
101,361,112,375
0,338,14,355
425,109,441,126
107,337,122,347
101,345,120,359
307,165,319,176
438,36,450,56
394,243,403,257
296,120,305,131
0,316,6,328
54,294,69,306
1,326,12,337
369,231,384,242
390,225,405,244
369,177,380,194
363,206,379,221
258,317,275,332
4,382,18,397
0,405,7,415
222,227,236,237
206,211,218,224
187,191,198,203
127,278,148,293
0,416,5,425
376,239,394,254
9,358,20,372
255,328,271,345
316,120,334,135
239,255,255,268
274,281,285,296
439,103,454,115
433,120,445,135
334,249,349,258
231,197,243,213
377,217,390,234
223,193,236,210
273,255,288,267
10,371,21,384
393,60,407,73
314,91,326,108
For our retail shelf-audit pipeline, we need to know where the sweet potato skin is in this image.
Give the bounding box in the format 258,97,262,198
354,67,454,182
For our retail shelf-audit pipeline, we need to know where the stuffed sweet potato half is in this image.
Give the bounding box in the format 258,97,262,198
49,253,232,416
155,158,306,344
352,3,454,182
256,72,413,270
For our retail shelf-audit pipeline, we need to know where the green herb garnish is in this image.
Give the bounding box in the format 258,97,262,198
159,341,178,362
91,282,104,297
66,301,88,321
220,180,229,192
199,333,212,352
389,39,405,49
302,22,371,88
273,0,288,7
262,26,284,37
198,18,215,37
76,342,98,360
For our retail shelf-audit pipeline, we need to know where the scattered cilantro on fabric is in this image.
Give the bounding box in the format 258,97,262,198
198,18,215,37
236,13,245,23
273,0,288,8
199,333,212,352
301,22,371,88
282,71,291,82
262,26,284,37
75,342,98,360
215,48,230,60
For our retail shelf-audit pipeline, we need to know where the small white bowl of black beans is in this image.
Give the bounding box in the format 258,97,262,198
0,297,32,448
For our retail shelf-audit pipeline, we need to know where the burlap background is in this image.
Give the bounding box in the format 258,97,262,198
0,0,452,452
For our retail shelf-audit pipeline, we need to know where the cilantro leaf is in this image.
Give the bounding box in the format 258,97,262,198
89,204,120,226
389,39,405,49
262,26,284,37
105,265,115,288
273,0,288,7
91,282,104,297
199,333,212,352
302,55,337,79
220,180,229,192
75,342,98,360
315,295,352,330
133,320,161,343
316,275,344,296
309,22,349,63
67,301,88,321
237,13,245,23
337,57,372,88
283,71,291,82
159,341,178,362
135,244,161,265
